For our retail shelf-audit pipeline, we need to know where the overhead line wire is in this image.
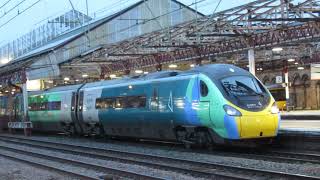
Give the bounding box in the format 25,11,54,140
0,0,27,20
0,0,13,10
0,0,42,30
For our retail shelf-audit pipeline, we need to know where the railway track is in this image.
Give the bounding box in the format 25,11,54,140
0,135,319,180
202,148,320,165
0,138,166,180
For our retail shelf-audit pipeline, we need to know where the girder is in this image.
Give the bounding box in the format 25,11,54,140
58,0,320,75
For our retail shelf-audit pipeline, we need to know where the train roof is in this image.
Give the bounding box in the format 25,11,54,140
29,64,252,94
28,84,83,95
189,64,251,79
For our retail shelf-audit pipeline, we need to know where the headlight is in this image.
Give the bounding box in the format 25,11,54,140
223,105,242,116
271,102,279,114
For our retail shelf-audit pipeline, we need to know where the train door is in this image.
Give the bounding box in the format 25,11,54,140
149,82,175,140
71,92,82,134
76,91,85,134
198,78,212,126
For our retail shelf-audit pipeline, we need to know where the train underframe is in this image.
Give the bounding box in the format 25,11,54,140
27,120,275,148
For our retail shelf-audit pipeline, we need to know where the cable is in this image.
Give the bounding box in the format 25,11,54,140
0,0,27,20
0,0,42,30
0,0,13,10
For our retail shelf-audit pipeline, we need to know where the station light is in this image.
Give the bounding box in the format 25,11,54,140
12,89,16,92
82,74,88,78
135,70,143,74
287,58,295,62
294,62,299,65
297,66,304,70
64,77,70,81
47,80,54,83
109,74,117,78
190,64,195,68
128,85,133,89
75,79,79,82
0,85,2,88
5,90,8,93
272,47,283,52
169,64,178,68
143,71,149,74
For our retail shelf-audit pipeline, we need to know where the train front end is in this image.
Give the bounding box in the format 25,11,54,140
196,65,280,144
220,75,280,140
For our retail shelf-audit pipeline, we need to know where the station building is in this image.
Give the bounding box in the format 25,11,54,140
0,0,319,131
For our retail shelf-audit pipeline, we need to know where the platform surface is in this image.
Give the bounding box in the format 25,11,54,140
281,110,320,116
280,120,320,131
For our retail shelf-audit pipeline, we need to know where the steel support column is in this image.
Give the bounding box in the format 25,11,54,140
248,49,255,75
284,68,290,111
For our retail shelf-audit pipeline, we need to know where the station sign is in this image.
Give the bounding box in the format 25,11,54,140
311,64,320,80
8,122,33,129
276,76,283,84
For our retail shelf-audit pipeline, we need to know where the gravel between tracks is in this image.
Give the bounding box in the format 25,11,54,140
4,134,320,178
0,155,78,180
0,141,201,180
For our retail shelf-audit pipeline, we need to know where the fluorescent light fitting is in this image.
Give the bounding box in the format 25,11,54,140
169,64,177,68
272,47,283,52
287,58,295,62
135,70,143,74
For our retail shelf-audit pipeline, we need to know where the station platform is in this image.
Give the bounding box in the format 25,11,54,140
279,110,320,134
280,120,320,132
280,110,320,120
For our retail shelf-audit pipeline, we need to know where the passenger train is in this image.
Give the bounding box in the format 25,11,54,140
0,64,280,146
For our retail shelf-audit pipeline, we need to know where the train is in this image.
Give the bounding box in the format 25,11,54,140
267,84,286,111
0,64,280,146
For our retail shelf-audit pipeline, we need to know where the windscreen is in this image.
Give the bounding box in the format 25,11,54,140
221,76,269,110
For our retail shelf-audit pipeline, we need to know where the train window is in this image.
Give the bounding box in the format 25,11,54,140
96,95,146,109
200,80,209,97
270,89,286,101
127,96,146,108
48,101,61,110
115,97,126,108
96,98,114,109
28,101,61,111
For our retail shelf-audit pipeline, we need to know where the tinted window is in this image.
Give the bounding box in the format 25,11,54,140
127,96,146,108
96,95,146,109
270,89,286,101
200,80,209,97
28,101,61,111
221,76,265,96
96,98,114,109
220,76,269,110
